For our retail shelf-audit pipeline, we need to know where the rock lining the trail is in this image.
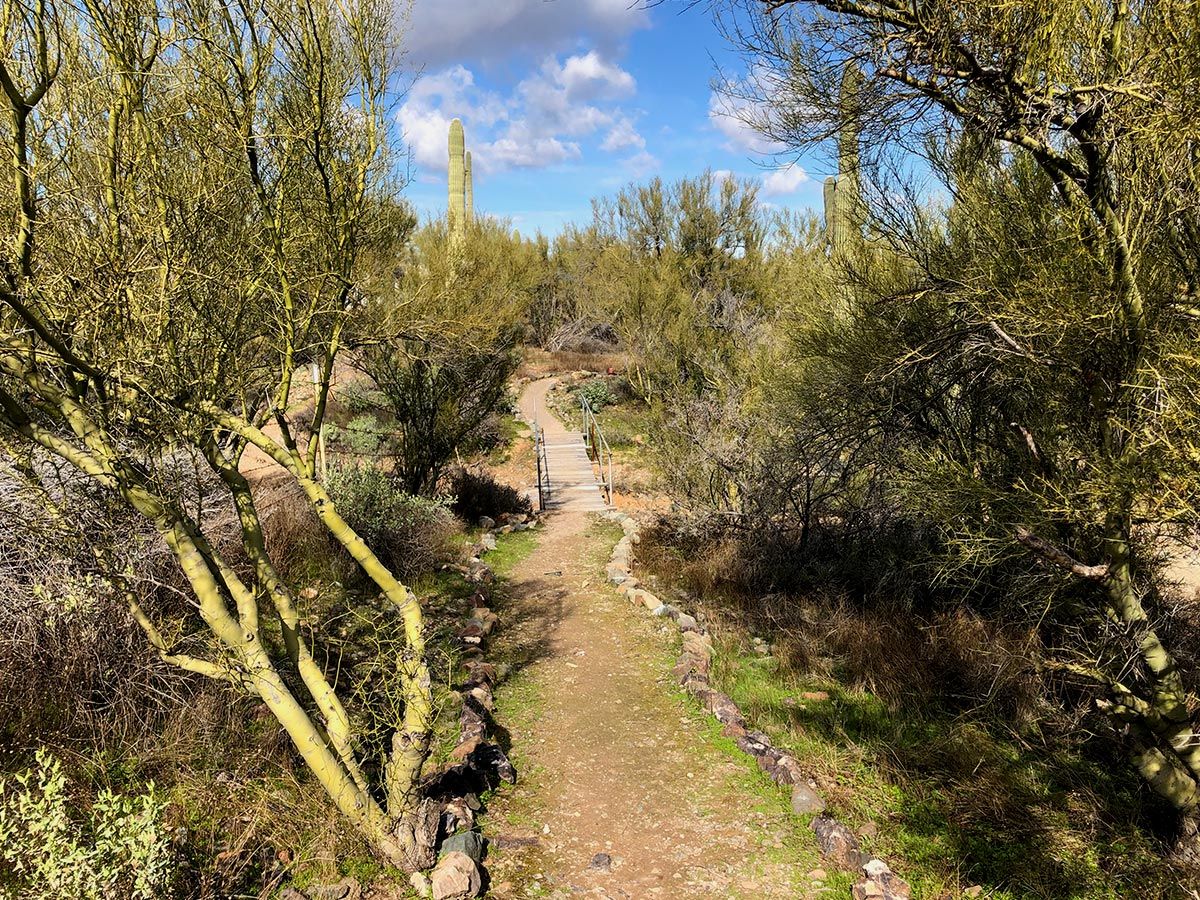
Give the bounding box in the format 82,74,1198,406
408,511,543,899
599,508,913,900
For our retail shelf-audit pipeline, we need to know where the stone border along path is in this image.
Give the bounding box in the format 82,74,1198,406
413,513,543,900
278,513,523,900
600,508,915,900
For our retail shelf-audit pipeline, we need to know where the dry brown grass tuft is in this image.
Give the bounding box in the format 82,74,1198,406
258,481,331,578
517,348,627,379
638,519,1044,722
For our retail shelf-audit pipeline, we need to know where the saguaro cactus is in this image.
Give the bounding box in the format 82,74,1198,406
448,118,466,239
465,150,473,222
824,64,864,254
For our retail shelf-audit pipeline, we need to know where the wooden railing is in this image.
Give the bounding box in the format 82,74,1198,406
580,396,614,505
534,423,552,511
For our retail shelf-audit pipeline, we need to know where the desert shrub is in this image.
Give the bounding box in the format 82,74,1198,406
0,750,176,900
539,319,619,354
327,414,392,458
448,467,531,524
576,378,616,412
337,381,389,416
258,483,330,578
641,515,1043,719
459,410,507,457
0,470,209,750
0,577,187,750
326,465,460,579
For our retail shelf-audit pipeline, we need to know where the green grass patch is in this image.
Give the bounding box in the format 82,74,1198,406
486,528,539,576
704,635,1182,899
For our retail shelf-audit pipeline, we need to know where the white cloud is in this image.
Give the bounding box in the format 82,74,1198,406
404,0,649,68
560,50,636,100
601,117,645,152
397,65,509,170
709,89,786,156
709,65,792,157
397,51,644,176
623,150,659,177
762,164,809,196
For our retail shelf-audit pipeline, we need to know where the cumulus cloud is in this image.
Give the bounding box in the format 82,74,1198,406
762,164,809,196
601,117,645,152
404,0,649,68
623,150,659,177
397,66,509,170
707,63,796,158
398,51,645,176
709,88,786,156
560,50,636,100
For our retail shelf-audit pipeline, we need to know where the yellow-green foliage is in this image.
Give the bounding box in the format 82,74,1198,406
0,751,175,900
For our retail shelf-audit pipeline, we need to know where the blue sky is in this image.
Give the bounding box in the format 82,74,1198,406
397,0,830,237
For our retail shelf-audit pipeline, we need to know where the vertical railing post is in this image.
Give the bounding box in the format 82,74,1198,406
535,425,543,512
607,451,613,504
577,394,617,507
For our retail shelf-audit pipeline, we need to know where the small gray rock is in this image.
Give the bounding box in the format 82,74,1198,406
791,782,826,816
441,830,485,863
676,613,699,632
589,852,612,871
478,516,495,530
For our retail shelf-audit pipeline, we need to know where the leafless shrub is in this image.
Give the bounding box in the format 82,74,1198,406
0,462,211,752
544,319,618,353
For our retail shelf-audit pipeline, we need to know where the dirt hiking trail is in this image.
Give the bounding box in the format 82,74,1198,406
480,379,811,899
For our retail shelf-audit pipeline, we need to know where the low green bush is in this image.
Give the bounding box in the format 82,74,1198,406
576,378,617,412
0,750,175,900
326,414,392,457
337,381,389,416
326,465,460,579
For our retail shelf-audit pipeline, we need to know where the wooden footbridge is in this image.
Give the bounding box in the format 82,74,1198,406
518,378,612,513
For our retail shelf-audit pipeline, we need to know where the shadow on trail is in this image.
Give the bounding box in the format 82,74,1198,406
483,572,568,756
734,662,1182,899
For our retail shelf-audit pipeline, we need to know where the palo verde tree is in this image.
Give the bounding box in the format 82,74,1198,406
722,0,1200,823
0,0,444,870
357,215,532,496
590,170,768,401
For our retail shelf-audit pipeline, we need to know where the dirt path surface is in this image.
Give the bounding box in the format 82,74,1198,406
480,381,810,899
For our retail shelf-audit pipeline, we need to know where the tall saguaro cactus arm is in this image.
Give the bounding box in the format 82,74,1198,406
465,150,473,222
824,63,864,254
448,117,466,238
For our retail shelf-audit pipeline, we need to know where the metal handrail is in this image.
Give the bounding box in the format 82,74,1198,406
534,423,552,511
579,396,614,505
